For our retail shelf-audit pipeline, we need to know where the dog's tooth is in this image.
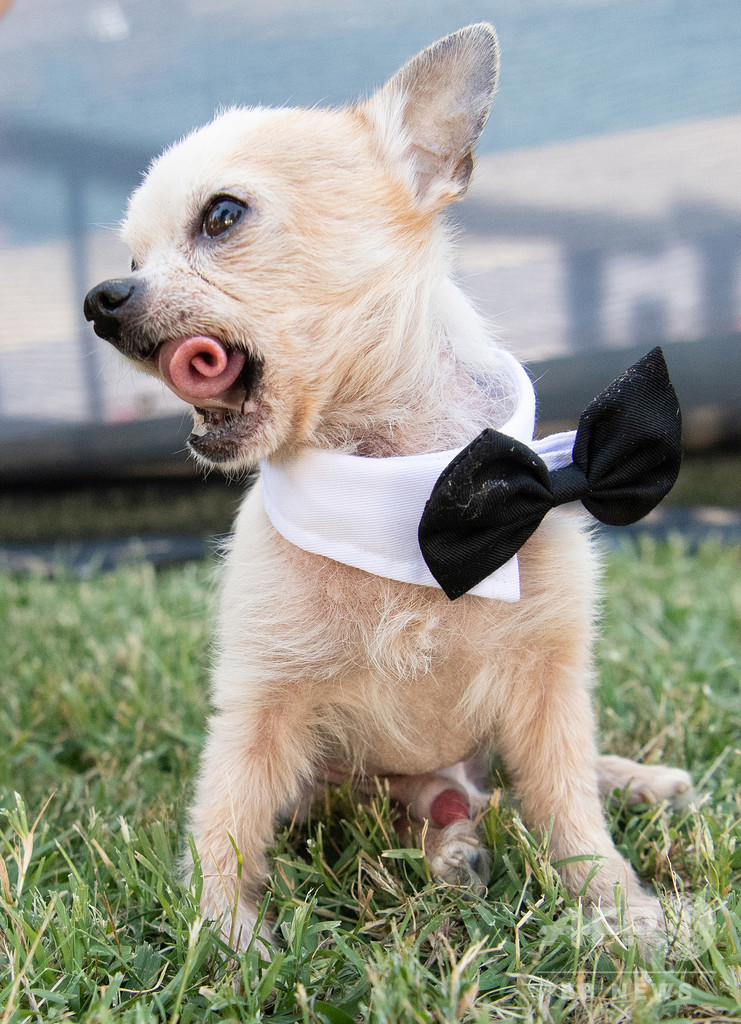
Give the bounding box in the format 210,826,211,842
190,420,209,437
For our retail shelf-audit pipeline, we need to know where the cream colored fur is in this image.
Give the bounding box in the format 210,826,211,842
119,25,692,952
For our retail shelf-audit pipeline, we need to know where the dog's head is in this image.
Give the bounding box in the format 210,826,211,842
84,25,499,471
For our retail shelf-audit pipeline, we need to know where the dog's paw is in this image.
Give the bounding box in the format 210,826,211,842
595,891,714,964
426,818,491,893
662,893,718,962
599,756,696,809
627,766,696,809
206,900,275,953
593,891,678,958
624,894,670,949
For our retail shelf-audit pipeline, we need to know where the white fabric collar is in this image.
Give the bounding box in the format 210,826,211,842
259,351,576,601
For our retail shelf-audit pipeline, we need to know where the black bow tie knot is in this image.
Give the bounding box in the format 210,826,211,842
418,347,682,600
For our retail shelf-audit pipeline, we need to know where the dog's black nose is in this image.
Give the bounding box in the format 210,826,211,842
84,278,136,318
84,277,138,342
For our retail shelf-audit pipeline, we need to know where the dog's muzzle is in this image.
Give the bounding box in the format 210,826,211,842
84,275,265,465
84,276,146,356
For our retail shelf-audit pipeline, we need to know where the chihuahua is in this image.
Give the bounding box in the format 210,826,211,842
85,25,693,949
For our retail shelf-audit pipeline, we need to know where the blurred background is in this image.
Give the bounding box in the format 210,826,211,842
1,0,739,561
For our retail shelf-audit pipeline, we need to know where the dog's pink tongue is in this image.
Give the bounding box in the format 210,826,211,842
158,337,246,404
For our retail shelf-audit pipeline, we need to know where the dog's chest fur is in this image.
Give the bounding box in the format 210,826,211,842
211,483,598,776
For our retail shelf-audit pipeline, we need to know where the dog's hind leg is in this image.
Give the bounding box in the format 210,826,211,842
384,760,491,890
184,698,319,951
598,754,695,808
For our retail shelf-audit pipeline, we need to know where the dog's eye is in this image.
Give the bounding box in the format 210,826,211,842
202,197,248,238
130,258,139,272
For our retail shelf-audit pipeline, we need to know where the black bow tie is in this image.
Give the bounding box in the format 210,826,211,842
418,347,682,600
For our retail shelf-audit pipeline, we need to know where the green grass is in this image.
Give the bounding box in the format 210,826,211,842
1,540,740,1022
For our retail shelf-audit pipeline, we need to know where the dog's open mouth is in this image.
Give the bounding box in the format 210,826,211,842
156,336,263,463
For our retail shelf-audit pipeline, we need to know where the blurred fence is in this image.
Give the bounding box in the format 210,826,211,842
1,0,739,480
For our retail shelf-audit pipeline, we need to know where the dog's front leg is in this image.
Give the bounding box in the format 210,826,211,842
495,663,667,945
184,700,317,950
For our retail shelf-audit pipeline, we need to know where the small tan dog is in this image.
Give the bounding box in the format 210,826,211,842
85,25,693,950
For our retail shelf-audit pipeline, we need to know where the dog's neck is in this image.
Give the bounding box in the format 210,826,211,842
310,278,517,459
317,369,490,458
259,345,542,601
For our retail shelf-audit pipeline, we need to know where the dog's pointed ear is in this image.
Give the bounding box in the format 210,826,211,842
361,24,499,209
